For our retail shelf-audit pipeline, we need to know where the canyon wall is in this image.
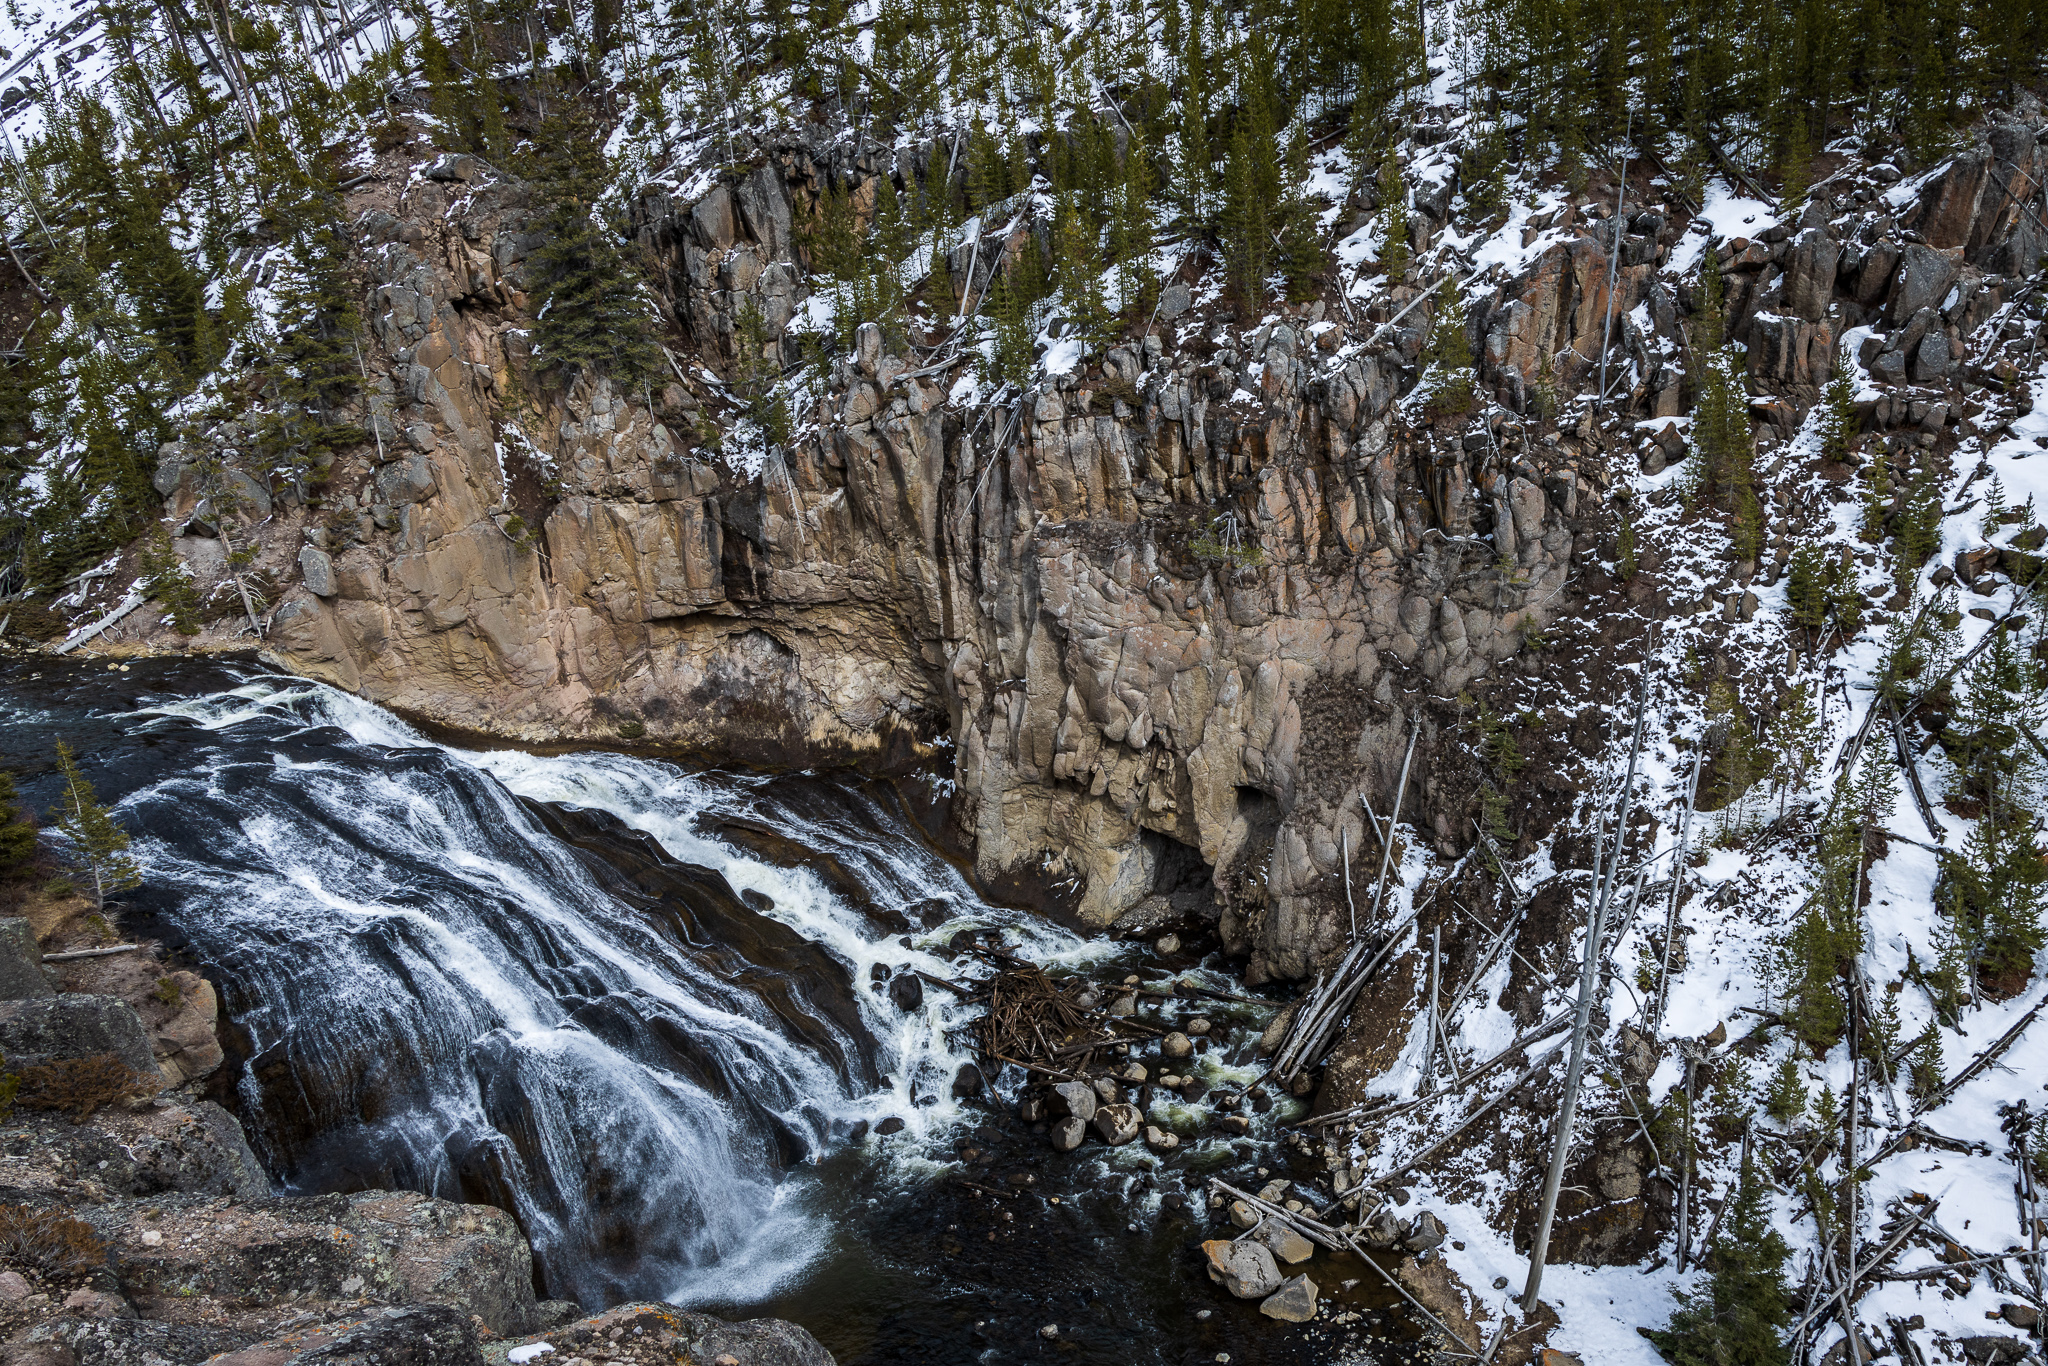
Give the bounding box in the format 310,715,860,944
158,113,2046,984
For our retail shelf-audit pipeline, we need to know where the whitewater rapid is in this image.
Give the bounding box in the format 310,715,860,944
120,677,1112,1307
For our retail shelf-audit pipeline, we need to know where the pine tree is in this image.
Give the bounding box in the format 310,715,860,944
1177,1,1212,223
1984,475,2009,537
987,265,1035,389
137,525,201,635
1858,462,1891,542
967,120,1009,210
1941,628,2048,989
524,97,662,390
1277,121,1321,301
1897,463,1944,570
1113,119,1159,319
1376,144,1409,280
1763,1057,1805,1126
0,771,37,884
733,300,789,446
1907,1024,1945,1100
1649,1142,1793,1366
1787,542,1828,631
1421,277,1475,418
1819,371,1857,464
50,741,140,911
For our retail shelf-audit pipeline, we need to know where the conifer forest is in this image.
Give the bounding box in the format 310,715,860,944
0,0,2046,1359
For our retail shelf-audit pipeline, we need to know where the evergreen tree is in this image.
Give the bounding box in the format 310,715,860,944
1941,628,2048,988
1054,194,1109,342
1983,475,2009,537
1277,121,1321,301
1787,542,1828,632
733,300,789,446
50,741,140,911
1222,121,1269,306
1421,277,1475,417
1819,371,1857,464
1113,119,1159,319
524,98,663,390
1377,145,1409,280
1649,1143,1793,1366
137,525,201,635
0,771,37,884
1907,1024,1945,1100
1763,1057,1805,1126
251,145,363,495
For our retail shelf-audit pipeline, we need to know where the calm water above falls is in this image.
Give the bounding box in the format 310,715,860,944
0,657,1406,1366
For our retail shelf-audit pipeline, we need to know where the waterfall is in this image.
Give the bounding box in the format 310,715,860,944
121,678,1102,1308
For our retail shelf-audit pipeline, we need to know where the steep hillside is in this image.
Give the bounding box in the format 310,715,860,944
4,0,2048,1358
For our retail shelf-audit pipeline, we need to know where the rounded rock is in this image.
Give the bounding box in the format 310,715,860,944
1049,1080,1097,1123
1093,1102,1142,1146
1162,1031,1194,1060
1049,1116,1086,1152
1258,1274,1318,1322
888,972,924,1011
1201,1238,1282,1299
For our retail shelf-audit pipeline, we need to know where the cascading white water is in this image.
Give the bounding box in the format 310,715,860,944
124,677,1114,1308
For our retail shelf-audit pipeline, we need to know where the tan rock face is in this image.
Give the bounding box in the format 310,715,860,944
201,144,1621,983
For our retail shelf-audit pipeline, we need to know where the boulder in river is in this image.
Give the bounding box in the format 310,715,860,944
1202,1239,1281,1299
1404,1210,1447,1253
1048,1081,1097,1123
1143,1125,1179,1154
1091,1103,1141,1146
1049,1116,1086,1152
1162,1031,1193,1060
1364,1206,1403,1248
1253,1220,1315,1265
951,1064,983,1098
887,971,924,1011
1258,1274,1318,1322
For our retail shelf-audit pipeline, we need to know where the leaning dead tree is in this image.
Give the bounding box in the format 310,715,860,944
1270,713,1420,1085
1523,665,1651,1310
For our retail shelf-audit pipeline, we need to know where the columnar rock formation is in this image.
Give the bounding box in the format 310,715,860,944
173,112,2043,986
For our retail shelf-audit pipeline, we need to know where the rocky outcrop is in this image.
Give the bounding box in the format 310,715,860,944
485,1300,836,1366
83,1190,540,1337
0,997,161,1085
0,1103,834,1366
125,108,2044,1001
216,133,1597,984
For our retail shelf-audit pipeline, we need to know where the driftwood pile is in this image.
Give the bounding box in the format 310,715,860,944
958,946,1169,1080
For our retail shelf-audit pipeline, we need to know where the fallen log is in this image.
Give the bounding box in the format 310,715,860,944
41,944,145,962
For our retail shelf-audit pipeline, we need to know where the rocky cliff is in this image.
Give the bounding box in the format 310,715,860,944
113,109,2044,1001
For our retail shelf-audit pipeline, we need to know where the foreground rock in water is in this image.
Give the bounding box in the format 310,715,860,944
0,1087,832,1365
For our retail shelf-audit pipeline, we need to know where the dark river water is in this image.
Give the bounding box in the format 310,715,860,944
0,654,1415,1366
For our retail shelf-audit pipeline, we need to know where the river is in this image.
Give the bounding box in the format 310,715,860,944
0,654,1413,1366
